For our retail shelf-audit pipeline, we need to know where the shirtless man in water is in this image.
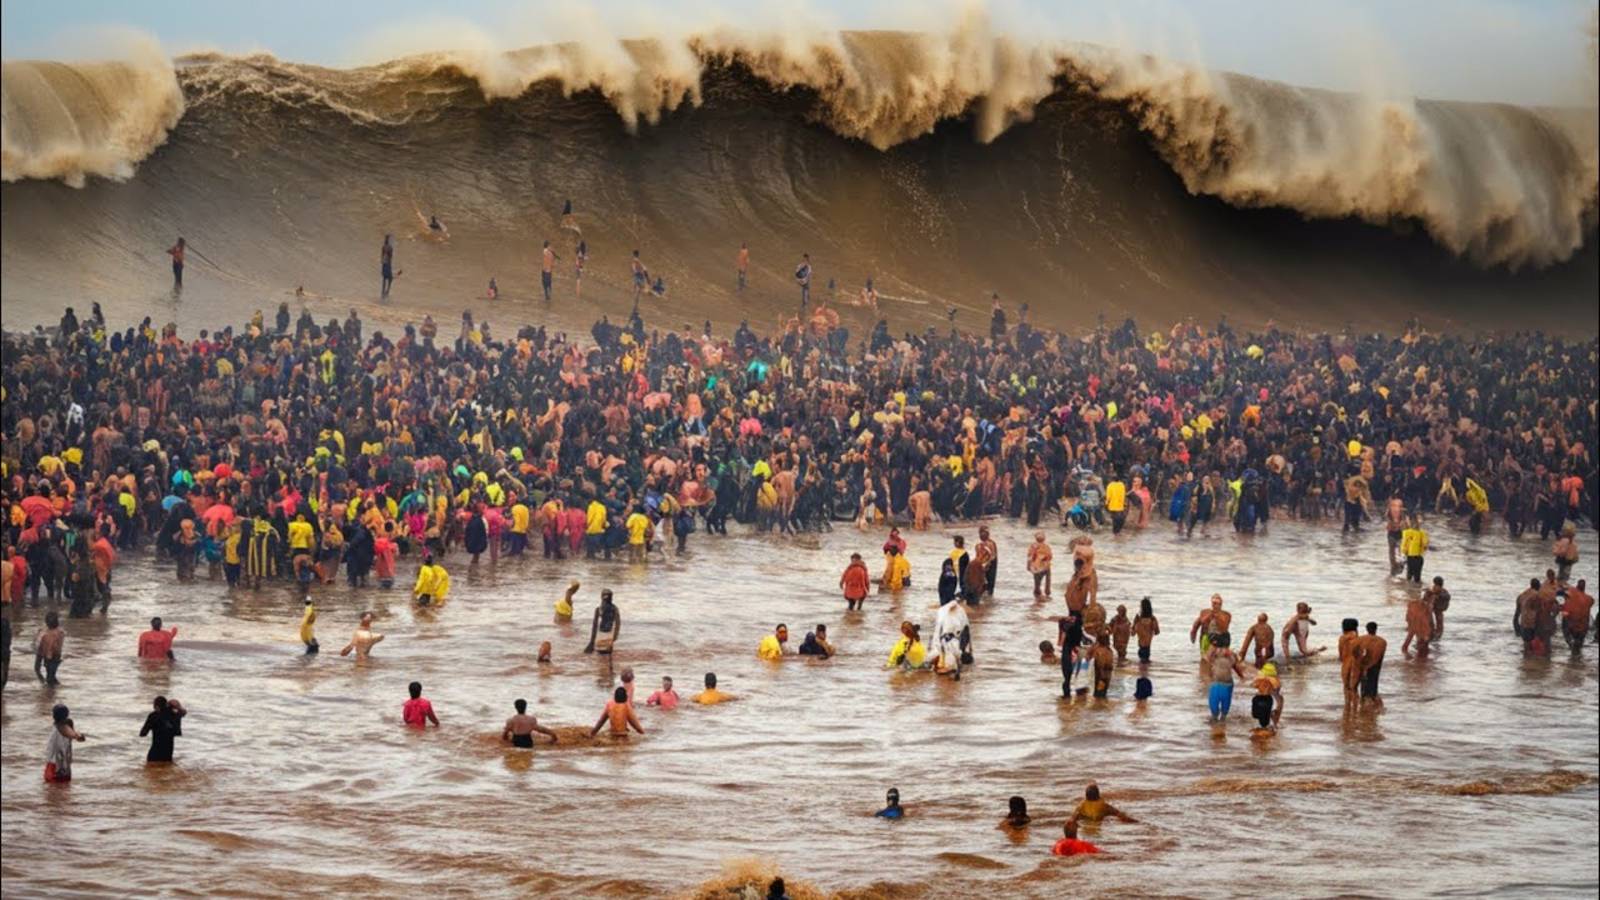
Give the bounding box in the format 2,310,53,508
1337,618,1362,705
339,612,385,661
1281,602,1325,660
1189,594,1232,671
1237,613,1275,667
503,698,558,747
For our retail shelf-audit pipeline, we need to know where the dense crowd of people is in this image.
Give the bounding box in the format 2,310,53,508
2,302,1594,602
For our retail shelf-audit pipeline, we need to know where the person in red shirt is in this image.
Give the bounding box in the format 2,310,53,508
402,681,439,728
840,553,871,610
1051,819,1103,856
373,523,398,589
137,617,178,661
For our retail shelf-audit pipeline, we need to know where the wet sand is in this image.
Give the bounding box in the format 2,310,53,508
1,517,1596,897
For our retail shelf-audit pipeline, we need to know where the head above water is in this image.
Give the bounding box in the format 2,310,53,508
1085,782,1101,801
408,681,422,699
704,672,717,689
885,787,900,806
1009,795,1028,817
53,704,70,724
1365,622,1379,634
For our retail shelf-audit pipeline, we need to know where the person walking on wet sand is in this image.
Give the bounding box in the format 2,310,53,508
166,237,186,289
541,240,560,303
381,235,396,298
736,241,750,292
340,612,385,661
503,699,558,747
141,696,186,763
590,686,644,739
794,253,812,308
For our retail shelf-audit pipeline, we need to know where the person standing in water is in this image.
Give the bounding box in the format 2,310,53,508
380,235,395,298
840,553,871,611
1132,597,1160,663
45,704,87,783
339,612,385,661
1027,531,1053,599
1423,577,1451,641
1354,622,1387,705
584,589,621,664
875,788,904,819
502,699,558,747
1281,602,1324,660
1204,631,1247,723
590,686,644,739
140,696,186,763
166,238,186,289
402,681,440,728
541,240,560,303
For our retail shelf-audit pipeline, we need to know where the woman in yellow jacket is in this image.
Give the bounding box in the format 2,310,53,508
413,554,451,606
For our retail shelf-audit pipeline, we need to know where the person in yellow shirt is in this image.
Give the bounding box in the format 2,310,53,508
1400,516,1428,584
625,506,651,563
1105,475,1128,534
585,499,609,559
287,512,315,583
880,545,911,592
888,621,927,669
509,500,530,556
693,672,734,704
299,598,319,654
757,624,790,660
413,554,451,606
222,521,243,588
555,581,579,619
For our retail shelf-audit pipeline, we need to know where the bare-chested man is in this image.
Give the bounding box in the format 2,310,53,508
1189,594,1232,670
1422,577,1450,640
1402,593,1433,658
503,698,559,747
1238,613,1276,667
1338,618,1362,704
1090,633,1116,698
339,612,385,661
908,482,933,531
1109,604,1132,663
1384,497,1406,572
1354,622,1387,705
1063,557,1097,614
1281,602,1324,659
1027,532,1053,599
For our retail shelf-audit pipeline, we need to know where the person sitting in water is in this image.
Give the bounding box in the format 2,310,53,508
428,215,448,238
1039,640,1058,664
758,624,790,660
536,640,553,664
999,796,1031,833
1068,782,1137,825
1051,819,1103,856
502,698,557,747
590,686,644,739
875,787,904,819
693,672,733,704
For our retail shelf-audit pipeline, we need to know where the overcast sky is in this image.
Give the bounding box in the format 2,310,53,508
3,0,1594,105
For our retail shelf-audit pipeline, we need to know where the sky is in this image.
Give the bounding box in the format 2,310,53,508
3,0,1595,105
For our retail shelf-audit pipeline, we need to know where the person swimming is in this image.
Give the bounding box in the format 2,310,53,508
875,787,904,819
999,795,1031,831
693,672,733,704
1069,782,1137,824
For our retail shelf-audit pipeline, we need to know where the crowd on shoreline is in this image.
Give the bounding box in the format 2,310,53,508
3,303,1596,843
